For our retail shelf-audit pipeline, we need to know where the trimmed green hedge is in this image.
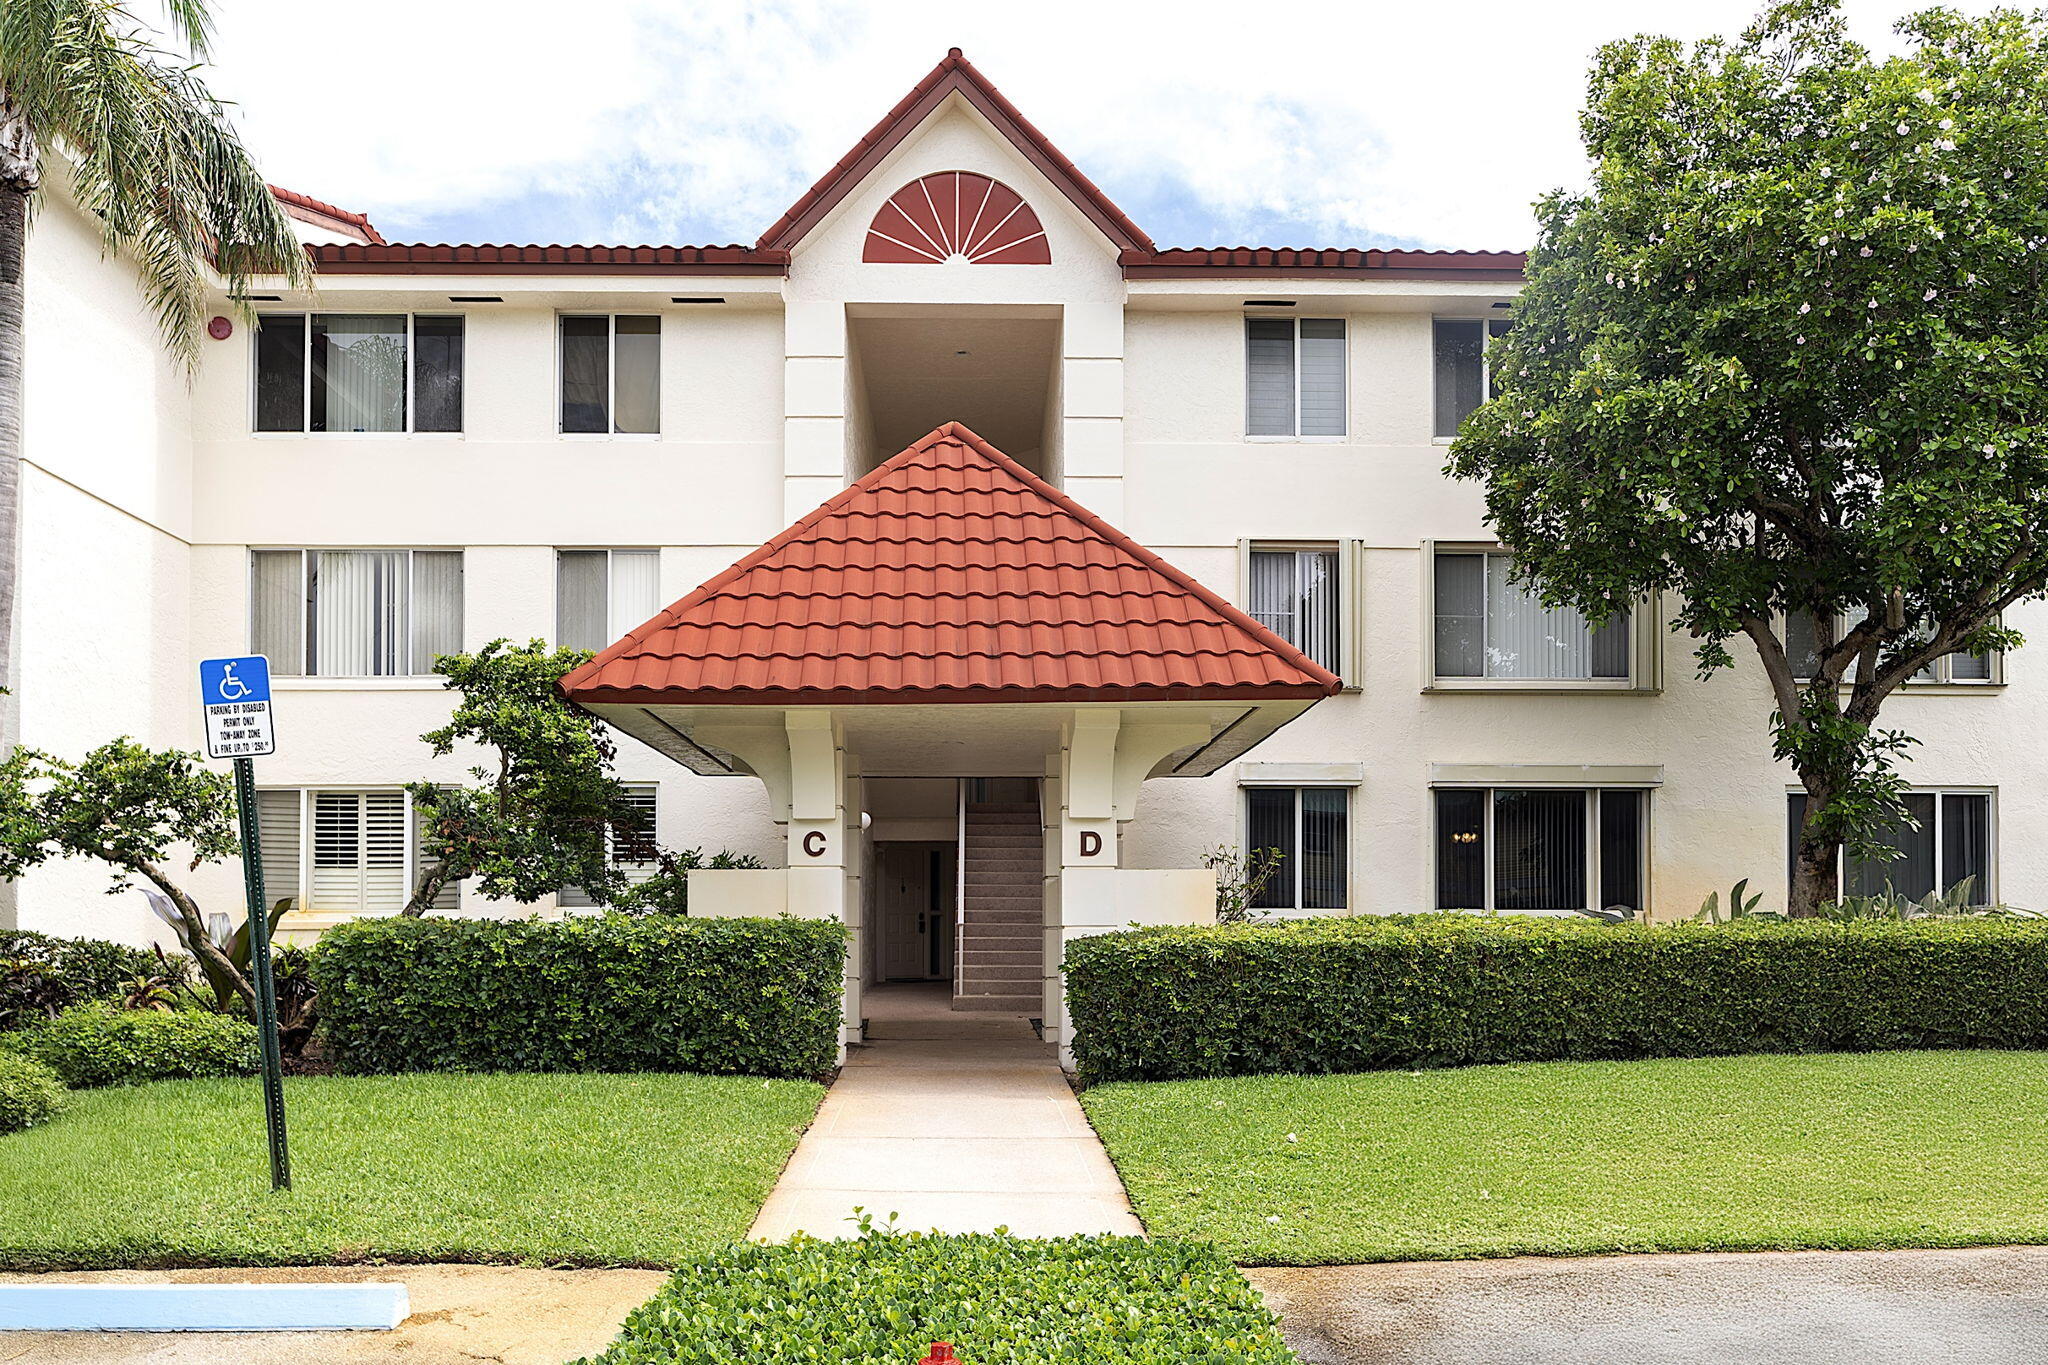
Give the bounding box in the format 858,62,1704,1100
310,915,846,1079
1064,914,2048,1084
0,931,168,1031
0,1052,65,1134
2,1003,258,1088
576,1232,1297,1364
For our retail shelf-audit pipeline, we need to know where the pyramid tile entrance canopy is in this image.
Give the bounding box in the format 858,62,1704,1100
560,423,1339,776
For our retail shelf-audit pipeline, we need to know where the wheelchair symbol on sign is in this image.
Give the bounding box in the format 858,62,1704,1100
216,663,252,702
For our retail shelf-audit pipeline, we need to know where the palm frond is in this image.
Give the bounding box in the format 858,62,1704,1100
1,0,309,369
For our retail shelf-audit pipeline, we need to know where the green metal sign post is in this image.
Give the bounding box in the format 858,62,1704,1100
201,655,290,1191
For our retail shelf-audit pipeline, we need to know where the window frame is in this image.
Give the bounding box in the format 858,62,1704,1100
1239,782,1352,913
1431,313,1511,442
554,547,662,651
557,313,662,439
247,547,464,680
1422,540,1659,693
249,312,465,438
559,782,660,909
1785,785,1997,904
263,786,441,928
1431,783,1652,915
1244,314,1348,442
1239,539,1361,688
1779,608,2004,689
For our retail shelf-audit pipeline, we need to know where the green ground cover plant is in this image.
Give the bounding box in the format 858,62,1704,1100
1083,1049,2048,1265
311,914,845,1078
0,1052,64,1134
0,1071,821,1269
1,1002,256,1087
1065,915,2048,1083
577,1230,1298,1364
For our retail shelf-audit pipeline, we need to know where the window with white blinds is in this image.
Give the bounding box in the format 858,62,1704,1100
556,550,662,654
1246,318,1346,437
1248,547,1342,674
250,549,463,677
1433,550,1630,682
311,791,408,916
255,789,302,910
560,784,660,909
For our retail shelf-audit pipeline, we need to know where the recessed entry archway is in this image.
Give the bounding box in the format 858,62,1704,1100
847,306,1059,477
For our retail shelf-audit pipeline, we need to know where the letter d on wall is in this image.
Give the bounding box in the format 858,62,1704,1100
1078,830,1102,858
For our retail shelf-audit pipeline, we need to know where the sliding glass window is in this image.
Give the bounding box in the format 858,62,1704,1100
254,314,463,433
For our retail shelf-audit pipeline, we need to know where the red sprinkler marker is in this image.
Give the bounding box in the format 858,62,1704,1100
919,1346,959,1364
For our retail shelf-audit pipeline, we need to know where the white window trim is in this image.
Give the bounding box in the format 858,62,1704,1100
1430,783,1653,916
1431,313,1508,443
1786,784,1998,904
249,312,465,438
557,313,662,440
1778,609,2005,690
1238,783,1352,915
1244,314,1348,441
247,547,464,680
1420,540,1662,694
1238,538,1363,689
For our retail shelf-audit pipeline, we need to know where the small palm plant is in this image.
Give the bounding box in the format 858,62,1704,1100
0,0,309,723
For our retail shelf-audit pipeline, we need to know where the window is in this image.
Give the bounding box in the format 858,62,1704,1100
1436,787,1646,913
254,313,463,433
1785,609,1997,685
1246,786,1348,910
556,549,662,653
1787,790,1992,903
1246,317,1345,437
1248,546,1341,674
1433,316,1511,437
560,315,660,434
250,549,463,677
1433,550,1630,682
255,789,455,919
560,784,659,908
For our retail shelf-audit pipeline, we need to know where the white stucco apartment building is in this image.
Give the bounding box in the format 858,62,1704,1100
12,51,2033,1045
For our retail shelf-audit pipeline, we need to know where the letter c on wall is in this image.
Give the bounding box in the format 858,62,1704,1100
802,830,827,858
1078,830,1103,858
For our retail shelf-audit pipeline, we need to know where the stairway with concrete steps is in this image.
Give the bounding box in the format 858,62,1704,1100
954,802,1045,1014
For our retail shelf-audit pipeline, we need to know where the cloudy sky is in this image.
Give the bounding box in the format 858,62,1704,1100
199,0,1999,252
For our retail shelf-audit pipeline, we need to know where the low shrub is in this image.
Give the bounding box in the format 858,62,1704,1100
575,1231,1297,1364
2,1003,259,1088
311,914,846,1079
0,1052,65,1134
1064,914,2048,1084
0,930,170,1030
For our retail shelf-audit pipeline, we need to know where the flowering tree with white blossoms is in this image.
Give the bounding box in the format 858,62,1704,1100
1448,1,2048,916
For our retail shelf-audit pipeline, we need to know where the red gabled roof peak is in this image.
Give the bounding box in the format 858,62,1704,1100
559,422,1339,708
755,49,1156,256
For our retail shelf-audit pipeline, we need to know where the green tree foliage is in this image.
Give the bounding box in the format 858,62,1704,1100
404,640,651,915
0,739,251,1000
1448,2,2048,914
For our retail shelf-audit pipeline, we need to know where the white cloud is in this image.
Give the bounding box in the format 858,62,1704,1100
202,0,2004,249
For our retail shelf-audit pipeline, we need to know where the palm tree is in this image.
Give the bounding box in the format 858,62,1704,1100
0,0,309,733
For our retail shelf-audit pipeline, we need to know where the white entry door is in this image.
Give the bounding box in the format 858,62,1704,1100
880,844,937,980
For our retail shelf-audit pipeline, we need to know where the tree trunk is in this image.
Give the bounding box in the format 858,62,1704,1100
0,100,36,748
402,857,452,917
1787,787,1843,918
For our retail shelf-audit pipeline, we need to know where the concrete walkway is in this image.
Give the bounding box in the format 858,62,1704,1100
1249,1246,2048,1365
749,983,1142,1240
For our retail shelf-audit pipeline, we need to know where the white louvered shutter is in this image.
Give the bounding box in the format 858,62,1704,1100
310,791,409,917
1296,319,1346,436
255,789,302,910
413,790,461,912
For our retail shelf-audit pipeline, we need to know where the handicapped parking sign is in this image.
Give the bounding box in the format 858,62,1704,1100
199,655,276,758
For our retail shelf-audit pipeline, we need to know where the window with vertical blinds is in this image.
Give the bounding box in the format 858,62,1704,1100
1246,786,1348,911
560,315,661,434
254,313,463,433
560,785,660,908
309,791,408,916
1249,547,1341,674
1433,550,1629,682
1785,607,1998,684
255,790,302,909
1245,318,1345,437
556,549,662,654
1787,789,1991,903
250,549,463,677
1434,787,1647,913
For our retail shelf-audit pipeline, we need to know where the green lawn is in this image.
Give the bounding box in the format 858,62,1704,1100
0,1072,822,1270
1081,1050,2048,1266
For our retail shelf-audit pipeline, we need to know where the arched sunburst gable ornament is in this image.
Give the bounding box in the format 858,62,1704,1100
863,171,1051,264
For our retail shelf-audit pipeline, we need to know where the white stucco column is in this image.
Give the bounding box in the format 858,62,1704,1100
784,301,848,523
783,711,858,1047
1059,302,1125,522
1049,710,1120,1059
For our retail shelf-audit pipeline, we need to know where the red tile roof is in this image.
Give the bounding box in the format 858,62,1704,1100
306,242,789,274
1121,247,1526,277
269,185,385,245
560,423,1341,708
756,48,1156,255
